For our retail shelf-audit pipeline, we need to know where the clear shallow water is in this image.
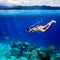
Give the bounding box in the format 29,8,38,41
0,10,60,48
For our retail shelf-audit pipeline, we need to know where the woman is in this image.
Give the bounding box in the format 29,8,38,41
28,20,56,33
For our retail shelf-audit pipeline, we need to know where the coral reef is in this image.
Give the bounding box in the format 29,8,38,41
0,42,60,60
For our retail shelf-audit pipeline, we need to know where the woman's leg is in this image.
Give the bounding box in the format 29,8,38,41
43,20,56,31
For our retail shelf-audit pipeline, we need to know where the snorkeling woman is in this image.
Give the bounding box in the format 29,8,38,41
28,20,56,33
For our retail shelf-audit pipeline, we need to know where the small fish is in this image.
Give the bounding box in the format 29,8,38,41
4,37,10,40
0,37,10,40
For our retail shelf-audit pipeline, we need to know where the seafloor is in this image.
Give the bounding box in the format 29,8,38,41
0,42,60,60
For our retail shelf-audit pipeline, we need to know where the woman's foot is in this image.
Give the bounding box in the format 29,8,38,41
51,20,56,23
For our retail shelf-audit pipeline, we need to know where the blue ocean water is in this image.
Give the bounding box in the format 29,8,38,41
0,10,60,48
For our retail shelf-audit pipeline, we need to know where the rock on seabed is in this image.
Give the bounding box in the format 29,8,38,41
0,42,60,60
